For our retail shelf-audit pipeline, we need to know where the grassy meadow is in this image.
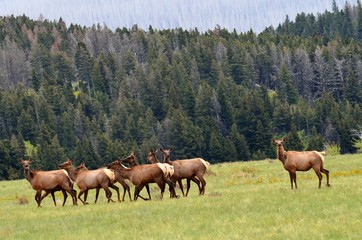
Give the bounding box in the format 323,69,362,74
0,154,361,240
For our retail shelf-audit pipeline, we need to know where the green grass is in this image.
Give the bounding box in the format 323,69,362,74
0,154,361,239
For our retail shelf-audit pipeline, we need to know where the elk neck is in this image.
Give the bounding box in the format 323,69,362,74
277,145,286,164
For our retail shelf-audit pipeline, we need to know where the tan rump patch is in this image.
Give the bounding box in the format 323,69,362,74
103,169,115,182
313,151,325,163
156,163,167,176
199,158,210,169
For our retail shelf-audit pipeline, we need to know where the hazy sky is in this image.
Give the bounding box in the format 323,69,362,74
0,0,358,33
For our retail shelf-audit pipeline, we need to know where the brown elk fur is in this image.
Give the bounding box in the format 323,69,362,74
122,151,177,199
160,148,210,196
75,163,121,203
20,158,77,207
272,138,331,189
58,159,118,204
106,157,175,201
120,152,153,200
147,149,175,178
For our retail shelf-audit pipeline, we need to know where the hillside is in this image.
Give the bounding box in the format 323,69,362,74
0,0,358,33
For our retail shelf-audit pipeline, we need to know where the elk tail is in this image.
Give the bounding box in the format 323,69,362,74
314,151,325,164
199,158,210,170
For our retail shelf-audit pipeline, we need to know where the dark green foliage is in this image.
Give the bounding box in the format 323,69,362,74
1,4,362,179
285,124,304,151
306,127,324,151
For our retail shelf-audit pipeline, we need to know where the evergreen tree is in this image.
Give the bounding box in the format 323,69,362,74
278,64,298,104
357,0,362,41
345,67,362,105
285,124,304,151
167,108,203,159
75,42,94,95
208,131,223,163
337,119,358,154
230,124,250,161
306,127,324,151
17,109,37,143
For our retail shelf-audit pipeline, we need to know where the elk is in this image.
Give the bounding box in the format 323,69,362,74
147,149,175,178
20,158,77,207
160,148,210,196
58,159,119,204
76,163,126,203
147,149,178,197
122,151,177,199
39,187,69,207
272,138,330,189
106,157,175,201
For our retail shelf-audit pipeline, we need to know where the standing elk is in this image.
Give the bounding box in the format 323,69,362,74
272,138,330,189
106,156,175,201
58,159,119,204
160,148,210,196
20,158,77,207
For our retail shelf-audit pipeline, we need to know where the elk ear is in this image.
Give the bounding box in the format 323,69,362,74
272,138,276,143
282,137,288,142
170,148,173,152
154,149,158,154
29,158,32,163
160,148,164,152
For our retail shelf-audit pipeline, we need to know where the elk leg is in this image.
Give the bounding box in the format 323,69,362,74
134,185,141,201
289,172,297,189
136,185,151,201
187,177,201,196
103,186,113,203
50,192,56,206
314,170,323,188
166,178,177,198
125,183,132,202
198,177,207,195
191,177,201,195
94,188,100,203
61,189,67,206
40,191,53,205
185,179,191,196
35,191,42,207
66,188,77,205
156,181,166,200
321,168,330,187
78,190,88,205
178,179,185,196
85,190,90,203
135,184,151,200
120,179,132,202
109,184,120,202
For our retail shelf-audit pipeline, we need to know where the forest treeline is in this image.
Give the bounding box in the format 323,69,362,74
1,1,362,180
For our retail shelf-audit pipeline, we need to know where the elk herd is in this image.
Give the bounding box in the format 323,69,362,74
20,138,332,207
20,148,210,207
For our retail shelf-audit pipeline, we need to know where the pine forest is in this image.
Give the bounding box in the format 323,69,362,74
1,1,362,180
